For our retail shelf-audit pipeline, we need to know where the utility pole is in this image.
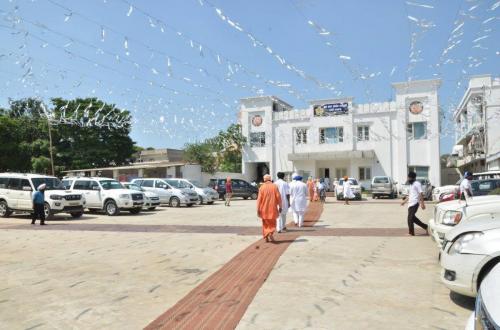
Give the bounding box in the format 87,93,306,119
47,118,55,176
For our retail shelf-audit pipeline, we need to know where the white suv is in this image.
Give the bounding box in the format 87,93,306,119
131,178,199,207
0,173,85,219
428,195,500,248
63,177,144,216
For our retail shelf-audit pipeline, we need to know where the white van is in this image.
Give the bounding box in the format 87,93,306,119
62,177,144,216
131,178,199,207
0,173,85,219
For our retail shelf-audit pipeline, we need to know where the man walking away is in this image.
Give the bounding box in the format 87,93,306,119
274,172,290,233
289,173,308,227
257,175,282,242
32,184,46,225
460,171,474,200
401,171,428,236
225,177,233,207
342,176,355,205
307,177,315,202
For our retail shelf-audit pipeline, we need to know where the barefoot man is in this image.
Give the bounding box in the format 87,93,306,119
257,174,282,242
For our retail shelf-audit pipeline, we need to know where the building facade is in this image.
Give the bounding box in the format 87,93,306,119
240,79,442,188
452,75,500,172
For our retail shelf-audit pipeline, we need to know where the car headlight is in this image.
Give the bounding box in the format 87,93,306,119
448,232,483,255
119,194,131,199
441,210,463,226
50,195,63,200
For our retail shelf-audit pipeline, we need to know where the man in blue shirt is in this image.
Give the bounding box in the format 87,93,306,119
32,183,46,225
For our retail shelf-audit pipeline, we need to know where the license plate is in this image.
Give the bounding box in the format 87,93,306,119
69,202,79,206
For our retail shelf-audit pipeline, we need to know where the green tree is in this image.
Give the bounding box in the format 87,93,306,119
0,115,32,171
184,142,218,173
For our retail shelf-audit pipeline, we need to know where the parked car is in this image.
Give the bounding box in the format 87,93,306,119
335,178,362,200
465,263,500,329
209,178,258,200
168,179,218,205
131,178,198,207
0,173,85,219
432,179,461,202
471,178,500,196
371,176,398,199
428,195,500,248
440,215,500,297
401,177,433,200
121,182,160,211
63,177,143,216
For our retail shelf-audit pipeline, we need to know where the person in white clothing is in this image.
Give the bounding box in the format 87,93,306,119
289,173,308,227
401,171,428,236
324,177,330,192
342,176,355,205
274,172,290,233
459,171,473,200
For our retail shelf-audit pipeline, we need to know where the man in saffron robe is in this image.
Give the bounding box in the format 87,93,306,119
307,177,315,202
257,174,282,242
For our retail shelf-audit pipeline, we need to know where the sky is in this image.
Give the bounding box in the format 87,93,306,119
0,0,498,154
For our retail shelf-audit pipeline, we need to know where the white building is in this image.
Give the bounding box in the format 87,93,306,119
240,79,442,188
452,75,500,172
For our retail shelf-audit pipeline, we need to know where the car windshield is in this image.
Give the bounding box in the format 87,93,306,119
100,180,123,190
339,179,358,185
189,180,206,188
125,184,143,192
166,179,190,189
31,177,64,190
373,177,389,184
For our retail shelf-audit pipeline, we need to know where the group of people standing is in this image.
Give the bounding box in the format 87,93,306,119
256,172,308,242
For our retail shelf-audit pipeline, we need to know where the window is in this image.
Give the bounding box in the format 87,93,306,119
359,167,372,181
295,128,308,145
250,132,266,147
0,177,8,189
357,126,369,141
20,179,32,190
407,122,427,139
62,179,73,190
141,180,154,188
335,168,347,179
320,127,344,144
89,181,100,190
408,166,429,178
73,180,91,190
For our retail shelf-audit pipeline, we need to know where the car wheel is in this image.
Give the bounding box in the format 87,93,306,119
372,194,376,199
105,200,119,216
170,197,181,208
70,212,83,218
129,208,141,214
186,203,194,207
207,201,214,205
44,203,54,220
243,197,249,200
389,192,395,199
219,194,225,201
250,192,258,200
147,207,156,211
197,197,204,205
0,200,12,218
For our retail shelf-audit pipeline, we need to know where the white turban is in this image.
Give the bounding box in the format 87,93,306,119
37,184,47,191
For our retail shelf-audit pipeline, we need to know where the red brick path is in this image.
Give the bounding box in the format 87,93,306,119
144,203,323,330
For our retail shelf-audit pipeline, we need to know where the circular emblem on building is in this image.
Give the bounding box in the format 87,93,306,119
252,115,263,127
409,101,423,115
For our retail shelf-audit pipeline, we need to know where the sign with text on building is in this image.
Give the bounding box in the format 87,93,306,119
313,102,349,116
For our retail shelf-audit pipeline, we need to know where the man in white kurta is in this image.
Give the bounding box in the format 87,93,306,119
274,172,290,233
289,173,308,227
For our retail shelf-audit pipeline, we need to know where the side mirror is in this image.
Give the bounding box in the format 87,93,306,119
23,186,32,191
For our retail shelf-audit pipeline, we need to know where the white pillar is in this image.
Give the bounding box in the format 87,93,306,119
138,168,144,178
113,169,119,179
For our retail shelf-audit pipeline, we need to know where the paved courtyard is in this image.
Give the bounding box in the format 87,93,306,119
0,198,474,329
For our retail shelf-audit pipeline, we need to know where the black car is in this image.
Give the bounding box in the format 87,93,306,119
471,179,500,196
209,178,258,200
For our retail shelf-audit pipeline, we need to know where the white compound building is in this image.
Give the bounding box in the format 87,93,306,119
240,79,442,188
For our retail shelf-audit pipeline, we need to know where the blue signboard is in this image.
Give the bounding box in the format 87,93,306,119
313,102,349,116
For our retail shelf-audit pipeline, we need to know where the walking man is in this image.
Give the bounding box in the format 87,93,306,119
460,171,474,200
289,173,308,227
307,177,315,202
274,172,290,233
32,184,46,225
401,171,428,236
225,177,233,206
257,174,282,242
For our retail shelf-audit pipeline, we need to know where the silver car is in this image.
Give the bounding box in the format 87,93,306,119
401,177,433,200
371,176,398,199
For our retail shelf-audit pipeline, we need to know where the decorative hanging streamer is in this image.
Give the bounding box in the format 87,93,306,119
100,26,105,42
64,12,72,22
124,37,129,55
148,17,156,28
405,1,434,9
126,5,133,17
390,66,397,76
166,56,172,76
491,1,500,11
339,55,351,60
